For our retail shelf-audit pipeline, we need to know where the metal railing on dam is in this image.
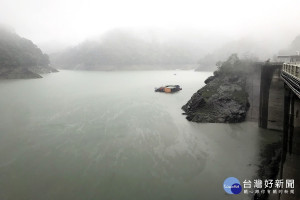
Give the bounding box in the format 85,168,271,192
281,63,300,98
282,63,300,79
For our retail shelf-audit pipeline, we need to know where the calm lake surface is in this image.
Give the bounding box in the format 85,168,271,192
0,70,280,200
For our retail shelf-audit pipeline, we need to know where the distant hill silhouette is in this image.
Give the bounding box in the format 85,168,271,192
50,30,206,70
195,38,275,71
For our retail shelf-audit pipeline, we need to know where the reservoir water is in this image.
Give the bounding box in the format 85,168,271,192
0,70,280,200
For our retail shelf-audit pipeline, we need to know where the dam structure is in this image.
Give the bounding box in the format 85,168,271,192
251,55,300,200
279,61,300,200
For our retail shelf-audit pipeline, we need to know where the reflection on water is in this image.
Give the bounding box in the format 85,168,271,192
0,70,280,200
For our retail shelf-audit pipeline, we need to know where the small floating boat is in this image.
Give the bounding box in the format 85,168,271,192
155,85,182,93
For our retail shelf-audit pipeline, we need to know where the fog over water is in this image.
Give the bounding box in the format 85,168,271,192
1,0,300,56
0,71,280,200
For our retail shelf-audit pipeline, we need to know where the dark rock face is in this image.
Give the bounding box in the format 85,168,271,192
204,76,215,84
182,93,206,111
182,74,250,123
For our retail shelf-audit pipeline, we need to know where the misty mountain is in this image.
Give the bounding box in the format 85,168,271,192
278,35,300,55
50,30,213,70
0,25,57,78
196,38,277,71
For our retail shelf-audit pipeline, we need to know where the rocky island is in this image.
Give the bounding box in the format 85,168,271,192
182,54,252,123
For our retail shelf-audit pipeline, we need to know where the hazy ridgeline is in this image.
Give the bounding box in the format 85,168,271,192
1,24,300,73
49,29,215,70
49,29,299,71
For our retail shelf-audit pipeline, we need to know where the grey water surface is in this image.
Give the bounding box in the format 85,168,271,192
0,70,280,200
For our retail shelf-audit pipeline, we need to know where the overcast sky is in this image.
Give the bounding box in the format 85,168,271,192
1,0,300,47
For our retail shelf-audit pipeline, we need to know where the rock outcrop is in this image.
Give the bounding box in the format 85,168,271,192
182,54,251,123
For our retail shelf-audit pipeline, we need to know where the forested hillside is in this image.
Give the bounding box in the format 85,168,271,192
50,30,205,70
0,26,57,78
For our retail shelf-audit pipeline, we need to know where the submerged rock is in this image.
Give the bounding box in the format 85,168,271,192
28,66,59,74
0,67,42,79
0,66,58,79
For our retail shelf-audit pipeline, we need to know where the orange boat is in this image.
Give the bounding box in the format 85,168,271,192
155,85,182,93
